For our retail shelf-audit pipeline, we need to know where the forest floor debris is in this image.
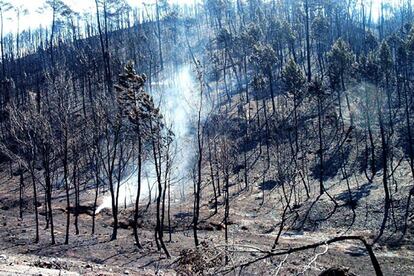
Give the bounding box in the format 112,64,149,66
1,165,414,275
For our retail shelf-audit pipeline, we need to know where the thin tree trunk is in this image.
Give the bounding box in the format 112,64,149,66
133,132,143,248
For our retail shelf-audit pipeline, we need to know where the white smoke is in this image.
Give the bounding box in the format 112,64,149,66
95,172,156,214
95,64,197,213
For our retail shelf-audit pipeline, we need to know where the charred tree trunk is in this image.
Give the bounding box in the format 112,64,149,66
133,129,143,248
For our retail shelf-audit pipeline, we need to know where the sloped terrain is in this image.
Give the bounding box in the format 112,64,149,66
1,159,413,275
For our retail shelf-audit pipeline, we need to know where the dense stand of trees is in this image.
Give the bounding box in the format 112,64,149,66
0,0,413,269
199,0,414,249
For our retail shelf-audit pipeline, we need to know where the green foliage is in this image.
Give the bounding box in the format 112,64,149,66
378,41,393,75
359,52,380,83
115,61,162,135
241,23,263,48
327,38,354,89
282,59,305,96
45,0,73,16
249,42,277,73
308,78,328,99
268,19,295,47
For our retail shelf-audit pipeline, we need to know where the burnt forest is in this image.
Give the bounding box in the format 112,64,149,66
0,0,414,275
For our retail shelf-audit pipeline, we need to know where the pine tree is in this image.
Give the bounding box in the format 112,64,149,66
327,38,354,91
115,61,170,257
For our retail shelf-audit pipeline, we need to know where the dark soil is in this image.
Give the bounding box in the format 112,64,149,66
0,163,413,275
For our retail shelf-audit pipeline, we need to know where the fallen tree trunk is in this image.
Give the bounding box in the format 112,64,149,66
238,236,383,276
